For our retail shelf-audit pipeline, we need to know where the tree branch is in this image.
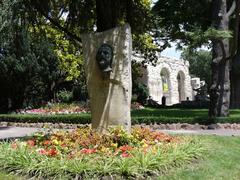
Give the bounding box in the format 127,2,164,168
42,13,82,43
226,0,236,18
29,3,82,43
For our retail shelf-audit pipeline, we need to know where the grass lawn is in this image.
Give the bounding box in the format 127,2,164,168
159,135,240,180
131,108,240,124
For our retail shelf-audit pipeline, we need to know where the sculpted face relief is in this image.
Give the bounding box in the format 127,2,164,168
96,44,113,72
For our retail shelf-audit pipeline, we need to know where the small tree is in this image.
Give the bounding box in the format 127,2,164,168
181,49,212,89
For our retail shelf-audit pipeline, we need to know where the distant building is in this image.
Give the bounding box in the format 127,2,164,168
138,55,197,105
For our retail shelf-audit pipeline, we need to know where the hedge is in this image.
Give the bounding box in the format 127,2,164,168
0,111,240,125
0,114,91,124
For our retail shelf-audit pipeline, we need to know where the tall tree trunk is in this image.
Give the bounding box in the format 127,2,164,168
209,0,231,117
230,0,240,108
230,69,240,108
96,0,124,32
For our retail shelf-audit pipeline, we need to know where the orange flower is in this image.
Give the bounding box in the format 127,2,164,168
27,140,35,147
81,148,97,154
61,143,67,147
43,140,51,146
119,145,133,152
47,148,58,156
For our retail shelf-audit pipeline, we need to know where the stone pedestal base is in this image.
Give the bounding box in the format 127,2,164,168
82,24,132,133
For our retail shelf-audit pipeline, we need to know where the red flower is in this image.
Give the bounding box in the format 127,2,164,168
81,148,97,154
119,145,133,152
61,143,67,147
27,140,35,147
43,140,51,146
37,148,47,155
121,152,130,158
153,133,172,142
47,148,58,156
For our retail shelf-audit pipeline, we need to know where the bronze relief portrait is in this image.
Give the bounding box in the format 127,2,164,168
96,44,113,72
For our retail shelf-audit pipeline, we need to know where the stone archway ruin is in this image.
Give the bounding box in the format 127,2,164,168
177,70,186,102
141,56,193,105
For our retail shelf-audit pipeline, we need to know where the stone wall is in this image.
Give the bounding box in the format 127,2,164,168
142,56,193,105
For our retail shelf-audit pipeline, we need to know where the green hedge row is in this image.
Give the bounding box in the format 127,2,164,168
0,114,91,124
0,113,240,125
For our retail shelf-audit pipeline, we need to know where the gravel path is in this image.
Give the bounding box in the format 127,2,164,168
0,127,41,140
160,129,240,136
1,126,240,140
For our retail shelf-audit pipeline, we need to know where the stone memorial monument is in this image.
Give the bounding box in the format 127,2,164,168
82,24,132,133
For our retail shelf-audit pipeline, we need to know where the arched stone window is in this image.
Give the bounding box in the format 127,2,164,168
160,68,171,104
161,68,170,93
177,71,186,102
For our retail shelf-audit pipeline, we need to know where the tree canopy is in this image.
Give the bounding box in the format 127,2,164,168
153,0,239,117
1,0,240,117
181,49,212,89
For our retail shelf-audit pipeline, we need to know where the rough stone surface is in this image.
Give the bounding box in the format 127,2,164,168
140,56,193,105
82,24,132,133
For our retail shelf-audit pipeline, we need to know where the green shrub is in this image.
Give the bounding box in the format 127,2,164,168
133,82,149,105
56,90,73,103
0,114,91,124
72,85,88,101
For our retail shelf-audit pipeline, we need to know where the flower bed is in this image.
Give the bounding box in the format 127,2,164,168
15,102,144,115
16,103,90,115
12,127,175,158
0,127,204,179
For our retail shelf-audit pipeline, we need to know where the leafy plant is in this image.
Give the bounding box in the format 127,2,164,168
133,82,149,105
56,90,73,103
0,127,204,179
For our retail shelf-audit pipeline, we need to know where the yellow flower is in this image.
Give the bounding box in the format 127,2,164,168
151,146,157,154
142,143,148,148
52,139,59,145
111,143,118,148
140,139,147,145
100,147,110,153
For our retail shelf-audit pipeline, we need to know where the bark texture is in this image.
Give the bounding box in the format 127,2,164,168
230,0,240,108
96,0,126,32
230,68,240,108
209,0,231,117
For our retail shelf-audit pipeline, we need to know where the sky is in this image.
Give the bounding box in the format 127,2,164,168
151,0,182,59
160,43,182,59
